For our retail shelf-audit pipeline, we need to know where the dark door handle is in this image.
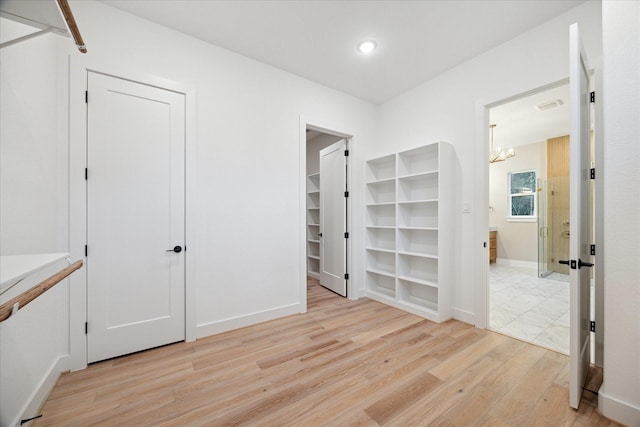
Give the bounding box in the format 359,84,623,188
578,258,594,268
166,245,182,253
318,233,323,237
558,260,570,265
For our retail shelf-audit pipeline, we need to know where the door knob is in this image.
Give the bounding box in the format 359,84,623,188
166,246,182,253
578,258,594,269
558,260,570,265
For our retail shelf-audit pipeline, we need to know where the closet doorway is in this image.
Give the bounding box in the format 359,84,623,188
487,84,572,355
305,128,349,297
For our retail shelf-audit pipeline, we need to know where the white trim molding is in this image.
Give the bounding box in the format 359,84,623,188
68,54,197,371
196,303,303,338
599,385,640,427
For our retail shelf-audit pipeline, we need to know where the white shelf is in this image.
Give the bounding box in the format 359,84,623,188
366,204,395,227
366,247,395,254
397,275,439,289
1,253,70,294
366,177,395,185
398,251,438,260
398,144,439,176
364,142,454,323
307,173,321,277
366,155,395,182
366,179,396,204
398,201,438,229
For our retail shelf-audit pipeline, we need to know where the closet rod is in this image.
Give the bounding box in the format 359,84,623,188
0,260,83,323
56,0,86,53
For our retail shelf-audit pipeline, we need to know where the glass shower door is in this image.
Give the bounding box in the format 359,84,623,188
538,178,552,277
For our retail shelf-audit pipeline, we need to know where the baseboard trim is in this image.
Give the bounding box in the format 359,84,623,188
495,258,537,270
195,303,303,338
598,385,640,426
453,307,475,325
16,355,66,427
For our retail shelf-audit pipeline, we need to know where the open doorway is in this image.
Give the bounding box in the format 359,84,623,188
305,128,349,297
487,84,572,355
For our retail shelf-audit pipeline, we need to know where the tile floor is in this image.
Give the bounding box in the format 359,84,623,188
489,264,570,355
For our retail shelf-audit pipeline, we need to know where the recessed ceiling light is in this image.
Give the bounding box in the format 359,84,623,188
357,40,377,55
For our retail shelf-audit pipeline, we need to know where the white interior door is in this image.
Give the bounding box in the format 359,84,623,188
87,72,185,363
568,23,593,409
319,139,347,296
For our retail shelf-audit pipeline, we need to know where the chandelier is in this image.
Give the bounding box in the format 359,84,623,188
489,123,515,163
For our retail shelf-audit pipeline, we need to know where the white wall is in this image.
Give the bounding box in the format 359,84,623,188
489,141,546,264
599,1,640,424
376,1,602,322
0,1,377,423
64,0,376,336
0,19,71,427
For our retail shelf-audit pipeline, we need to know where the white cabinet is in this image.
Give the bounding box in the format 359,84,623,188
306,173,321,278
365,142,454,323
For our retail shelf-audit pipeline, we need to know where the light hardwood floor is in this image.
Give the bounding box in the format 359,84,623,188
34,278,619,426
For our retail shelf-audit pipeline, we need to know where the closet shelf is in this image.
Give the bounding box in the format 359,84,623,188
398,170,438,180
397,199,438,205
1,252,70,294
366,177,396,185
365,268,396,279
397,275,439,289
366,247,395,254
0,0,87,53
398,226,439,231
0,258,83,322
398,251,438,260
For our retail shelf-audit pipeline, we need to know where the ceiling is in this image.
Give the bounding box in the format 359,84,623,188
490,84,570,148
101,0,584,105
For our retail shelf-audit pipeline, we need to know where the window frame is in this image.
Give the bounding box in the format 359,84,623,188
507,169,537,221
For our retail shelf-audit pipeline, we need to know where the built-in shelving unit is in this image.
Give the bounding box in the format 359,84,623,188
365,142,454,323
306,173,321,278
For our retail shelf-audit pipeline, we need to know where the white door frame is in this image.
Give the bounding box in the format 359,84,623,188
299,116,355,311
474,66,604,368
68,55,197,371
473,79,569,329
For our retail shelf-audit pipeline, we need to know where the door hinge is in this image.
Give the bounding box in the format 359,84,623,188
344,232,349,238
344,150,349,157
85,90,88,103
590,168,595,180
85,322,88,334
590,244,596,256
590,91,595,103
590,321,596,332
344,273,349,280
85,245,88,257
344,191,349,198
483,242,487,248
85,168,88,180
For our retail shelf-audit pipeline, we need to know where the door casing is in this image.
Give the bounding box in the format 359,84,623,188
69,56,197,371
299,116,355,312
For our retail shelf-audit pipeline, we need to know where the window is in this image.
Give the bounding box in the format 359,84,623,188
509,170,536,219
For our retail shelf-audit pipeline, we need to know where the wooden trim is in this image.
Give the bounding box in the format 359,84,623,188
56,0,87,53
0,260,83,322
